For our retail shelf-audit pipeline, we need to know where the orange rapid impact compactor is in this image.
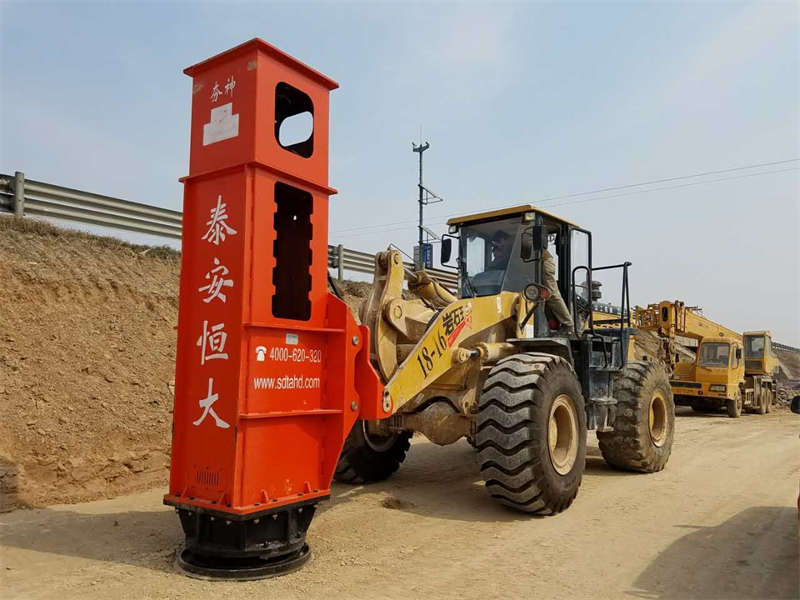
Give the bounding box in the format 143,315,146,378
164,39,388,579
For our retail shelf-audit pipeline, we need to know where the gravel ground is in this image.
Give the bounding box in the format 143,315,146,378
2,407,798,600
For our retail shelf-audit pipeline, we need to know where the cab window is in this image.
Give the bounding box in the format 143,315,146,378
699,343,730,367
459,216,525,297
744,336,765,358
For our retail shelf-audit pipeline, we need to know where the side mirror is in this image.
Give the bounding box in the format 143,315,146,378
521,225,544,261
441,238,452,264
533,225,544,251
521,230,532,261
735,348,742,360
791,395,800,415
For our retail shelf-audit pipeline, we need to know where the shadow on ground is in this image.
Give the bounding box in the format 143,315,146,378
0,504,180,573
674,406,734,419
327,436,641,522
0,436,670,571
327,438,526,524
628,506,799,599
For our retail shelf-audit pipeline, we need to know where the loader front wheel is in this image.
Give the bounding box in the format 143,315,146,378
476,353,586,515
598,361,674,473
334,421,411,484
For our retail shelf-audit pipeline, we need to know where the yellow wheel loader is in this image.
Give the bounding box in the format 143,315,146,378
334,205,675,514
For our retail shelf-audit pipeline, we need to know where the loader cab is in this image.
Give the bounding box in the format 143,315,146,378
446,205,589,334
445,204,622,341
446,204,635,431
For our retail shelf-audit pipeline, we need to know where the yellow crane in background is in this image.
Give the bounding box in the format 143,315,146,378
632,301,778,417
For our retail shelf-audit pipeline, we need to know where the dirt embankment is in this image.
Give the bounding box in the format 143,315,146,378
0,219,180,511
776,347,800,379
1,218,798,512
0,220,376,512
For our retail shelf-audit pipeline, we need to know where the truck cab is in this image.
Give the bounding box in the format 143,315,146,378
743,331,779,376
672,337,744,410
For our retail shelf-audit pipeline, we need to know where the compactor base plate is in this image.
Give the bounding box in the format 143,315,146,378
176,544,311,581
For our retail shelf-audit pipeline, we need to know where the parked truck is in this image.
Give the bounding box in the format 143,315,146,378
633,301,777,416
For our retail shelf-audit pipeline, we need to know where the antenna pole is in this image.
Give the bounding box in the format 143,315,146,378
412,140,429,268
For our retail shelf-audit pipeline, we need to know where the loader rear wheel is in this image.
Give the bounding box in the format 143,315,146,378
476,353,586,515
334,420,411,484
598,361,674,473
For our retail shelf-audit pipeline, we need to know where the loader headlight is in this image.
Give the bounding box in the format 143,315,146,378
709,384,726,393
448,225,458,234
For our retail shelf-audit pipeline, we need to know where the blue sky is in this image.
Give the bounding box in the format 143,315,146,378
1,1,798,344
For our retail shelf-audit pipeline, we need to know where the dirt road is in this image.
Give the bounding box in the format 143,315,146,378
2,408,798,600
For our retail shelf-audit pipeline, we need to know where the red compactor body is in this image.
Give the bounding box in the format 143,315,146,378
164,38,387,579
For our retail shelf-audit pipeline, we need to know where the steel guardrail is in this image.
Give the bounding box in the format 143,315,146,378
774,341,800,354
1,172,183,239
3,173,796,344
326,243,458,290
1,172,459,290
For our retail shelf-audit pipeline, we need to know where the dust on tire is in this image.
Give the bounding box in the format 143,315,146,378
476,353,586,515
598,360,674,473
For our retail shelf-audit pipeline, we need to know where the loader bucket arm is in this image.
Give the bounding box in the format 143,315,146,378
384,292,520,412
360,250,459,385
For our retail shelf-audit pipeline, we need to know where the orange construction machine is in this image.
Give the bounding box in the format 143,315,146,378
164,39,387,579
166,39,675,580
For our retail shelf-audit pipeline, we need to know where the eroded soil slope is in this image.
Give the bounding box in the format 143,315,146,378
0,219,179,510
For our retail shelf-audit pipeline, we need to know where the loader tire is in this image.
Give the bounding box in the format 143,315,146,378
598,361,674,473
726,394,742,418
333,421,411,484
476,353,586,515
